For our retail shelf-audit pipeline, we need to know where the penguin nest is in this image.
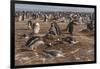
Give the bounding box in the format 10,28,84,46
46,35,63,40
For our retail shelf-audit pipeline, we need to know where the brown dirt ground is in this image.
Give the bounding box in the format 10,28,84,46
15,20,95,66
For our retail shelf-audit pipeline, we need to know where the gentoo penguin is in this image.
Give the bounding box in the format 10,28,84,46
66,20,74,35
43,50,64,58
62,36,79,44
27,20,33,30
19,15,22,21
33,22,40,34
25,36,44,57
22,13,24,21
25,36,44,49
47,22,61,36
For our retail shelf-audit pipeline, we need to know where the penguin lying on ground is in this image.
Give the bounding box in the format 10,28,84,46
62,36,79,44
25,36,45,57
25,36,44,50
42,50,64,58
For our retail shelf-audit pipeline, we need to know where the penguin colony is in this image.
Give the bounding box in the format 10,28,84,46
15,11,95,64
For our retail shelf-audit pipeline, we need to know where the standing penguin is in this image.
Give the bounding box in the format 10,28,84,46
54,22,61,35
66,20,74,35
19,15,22,22
27,20,33,30
44,14,46,22
47,22,61,36
22,11,25,21
79,15,84,31
33,22,40,34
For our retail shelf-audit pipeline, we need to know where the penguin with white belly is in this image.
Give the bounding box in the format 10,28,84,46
19,15,22,22
25,36,45,57
33,22,40,34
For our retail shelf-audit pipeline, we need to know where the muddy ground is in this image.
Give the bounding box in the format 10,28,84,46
15,19,95,66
